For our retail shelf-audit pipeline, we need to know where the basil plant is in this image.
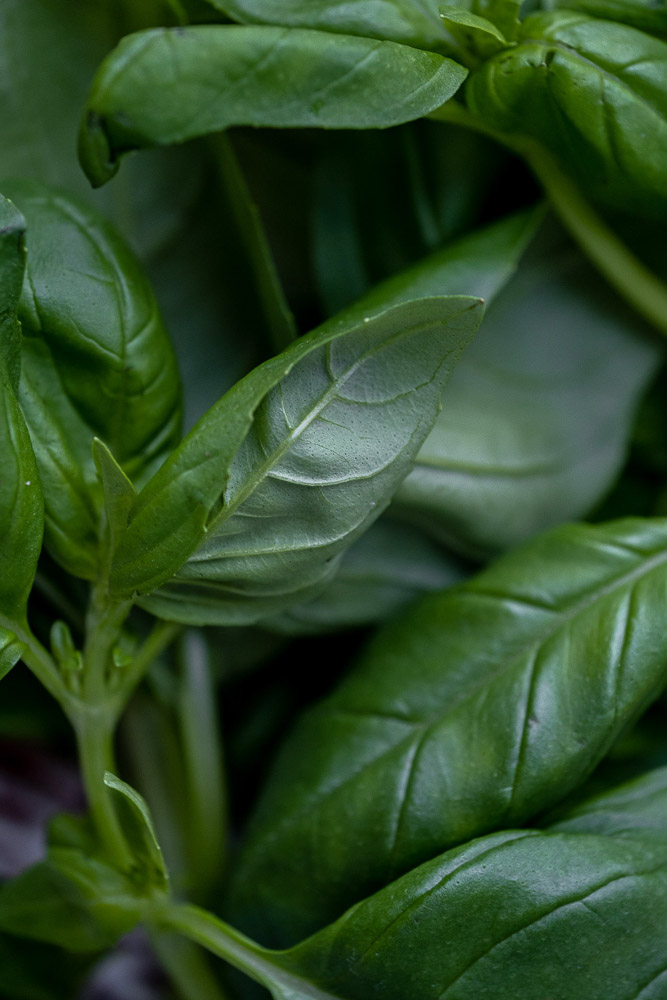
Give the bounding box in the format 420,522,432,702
1,0,667,997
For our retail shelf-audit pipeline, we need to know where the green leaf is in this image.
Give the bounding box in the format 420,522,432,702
0,627,24,681
0,928,98,1000
3,180,181,579
548,765,667,841
203,0,451,50
104,772,169,892
261,518,466,634
393,221,660,557
0,848,144,953
466,10,667,218
274,825,667,999
114,296,483,623
439,5,508,44
92,438,138,560
0,194,25,391
226,517,667,945
546,0,667,36
78,25,468,187
0,197,43,625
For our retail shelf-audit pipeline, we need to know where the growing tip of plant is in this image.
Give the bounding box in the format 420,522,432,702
78,110,118,188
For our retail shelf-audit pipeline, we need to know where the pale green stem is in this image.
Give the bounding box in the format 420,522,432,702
0,612,71,709
116,619,183,709
150,929,232,1000
150,903,335,999
429,101,667,338
73,706,134,870
178,631,228,899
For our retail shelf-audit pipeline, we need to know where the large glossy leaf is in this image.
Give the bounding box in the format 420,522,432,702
260,518,466,635
117,296,482,623
78,25,468,187
273,824,667,999
3,181,182,580
466,10,667,217
546,0,667,36
226,517,667,946
205,0,450,51
393,222,660,557
0,196,43,625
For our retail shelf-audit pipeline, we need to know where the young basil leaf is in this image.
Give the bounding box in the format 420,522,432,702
226,517,667,945
203,0,451,51
274,827,667,999
466,10,667,217
0,628,25,682
0,847,144,952
393,222,660,557
78,26,468,187
104,773,169,892
0,196,43,625
546,0,667,37
260,518,466,635
2,180,181,580
115,296,483,623
439,5,508,48
92,438,138,560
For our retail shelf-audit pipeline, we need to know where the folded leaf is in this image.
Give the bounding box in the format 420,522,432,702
205,0,451,50
78,25,468,186
274,825,667,999
3,181,182,579
123,296,482,623
0,195,43,624
394,221,659,557
466,10,667,217
226,517,667,945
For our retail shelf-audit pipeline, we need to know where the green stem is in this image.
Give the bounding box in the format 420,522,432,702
150,929,232,1000
429,101,667,338
212,133,298,354
178,631,228,898
82,585,132,704
73,706,134,870
526,150,667,338
116,619,182,708
150,903,336,999
0,613,71,709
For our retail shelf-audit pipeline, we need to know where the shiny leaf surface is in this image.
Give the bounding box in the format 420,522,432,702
124,296,482,623
205,0,450,50
466,10,667,217
79,26,468,186
227,517,667,945
4,181,181,579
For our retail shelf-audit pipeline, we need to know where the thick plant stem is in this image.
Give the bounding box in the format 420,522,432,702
74,706,134,870
429,101,667,338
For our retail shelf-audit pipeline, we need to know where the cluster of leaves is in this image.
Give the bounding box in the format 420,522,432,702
1,0,667,997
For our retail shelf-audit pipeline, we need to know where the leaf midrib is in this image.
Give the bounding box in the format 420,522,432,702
246,533,667,862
